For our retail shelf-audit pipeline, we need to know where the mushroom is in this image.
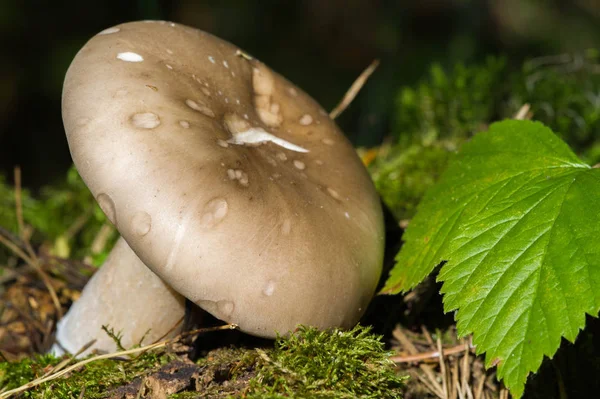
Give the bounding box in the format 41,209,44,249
52,238,185,356
59,21,384,344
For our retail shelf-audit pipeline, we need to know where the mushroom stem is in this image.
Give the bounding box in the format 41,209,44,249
51,237,185,356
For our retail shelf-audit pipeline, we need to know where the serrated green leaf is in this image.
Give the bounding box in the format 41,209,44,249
382,120,600,397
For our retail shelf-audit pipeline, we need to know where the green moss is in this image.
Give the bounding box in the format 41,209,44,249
370,143,454,221
394,57,507,147
509,50,600,164
0,351,174,398
0,166,116,264
2,326,404,398
373,51,600,221
246,325,406,399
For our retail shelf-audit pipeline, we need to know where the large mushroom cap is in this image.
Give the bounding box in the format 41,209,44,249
62,21,384,338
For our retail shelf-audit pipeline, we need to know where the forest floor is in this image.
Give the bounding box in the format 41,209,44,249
0,226,507,399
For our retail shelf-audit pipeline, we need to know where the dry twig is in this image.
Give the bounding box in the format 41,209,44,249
513,103,532,120
329,59,380,119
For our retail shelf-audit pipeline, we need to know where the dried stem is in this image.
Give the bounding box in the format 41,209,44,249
513,103,532,120
329,59,380,119
391,342,473,363
9,168,63,318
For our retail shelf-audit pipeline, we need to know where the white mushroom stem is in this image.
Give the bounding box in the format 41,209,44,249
51,237,185,357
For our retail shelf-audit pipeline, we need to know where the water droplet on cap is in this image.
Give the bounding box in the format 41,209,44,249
186,99,215,118
327,187,341,200
299,114,313,126
97,193,117,226
117,52,144,62
217,300,234,317
293,160,305,170
281,219,291,235
200,198,229,228
131,211,152,236
98,27,120,35
263,281,276,296
131,112,160,129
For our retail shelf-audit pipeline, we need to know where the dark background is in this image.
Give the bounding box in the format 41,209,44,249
1,0,599,188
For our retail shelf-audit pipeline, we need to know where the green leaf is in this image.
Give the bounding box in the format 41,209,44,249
383,120,600,397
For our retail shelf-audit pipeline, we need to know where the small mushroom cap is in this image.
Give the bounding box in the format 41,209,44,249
62,21,384,338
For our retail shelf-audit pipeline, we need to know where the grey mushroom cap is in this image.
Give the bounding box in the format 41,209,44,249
62,21,384,338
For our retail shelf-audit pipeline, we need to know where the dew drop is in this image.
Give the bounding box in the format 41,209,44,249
344,212,350,220
293,160,305,170
76,117,90,126
201,87,211,96
131,112,160,129
299,114,313,126
98,27,120,35
322,138,334,145
217,139,229,148
327,187,341,200
97,193,117,225
200,198,229,228
131,211,152,236
223,60,229,68
185,99,215,118
315,159,324,166
217,300,234,317
227,169,236,180
263,281,276,296
208,56,216,64
179,120,190,129
197,299,234,319
281,219,291,235
166,49,174,55
266,156,277,166
165,64,173,70
288,87,298,97
276,152,287,162
117,52,144,62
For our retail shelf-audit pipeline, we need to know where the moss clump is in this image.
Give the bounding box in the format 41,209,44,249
369,143,452,221
0,351,174,398
0,166,116,264
1,326,404,398
246,325,406,399
371,51,600,220
394,57,507,147
510,50,600,164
